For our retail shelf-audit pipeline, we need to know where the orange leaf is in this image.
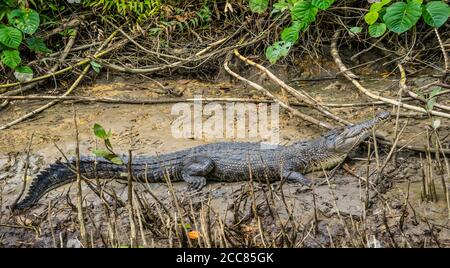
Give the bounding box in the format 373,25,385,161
188,230,200,240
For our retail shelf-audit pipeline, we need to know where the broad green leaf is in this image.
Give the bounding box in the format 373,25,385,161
1,49,21,69
14,66,33,82
25,36,52,54
383,2,422,34
0,26,22,49
90,61,102,73
349,26,362,34
281,21,307,43
422,1,450,28
92,149,123,165
426,87,441,111
273,0,290,13
93,123,111,139
427,98,436,110
249,0,269,14
291,0,318,24
311,0,334,10
368,23,387,37
7,8,40,34
265,41,292,64
110,156,124,165
364,11,379,25
92,149,111,158
429,87,442,98
370,0,391,13
432,118,440,130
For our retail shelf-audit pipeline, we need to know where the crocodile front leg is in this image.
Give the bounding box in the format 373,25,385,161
181,155,214,190
282,169,311,185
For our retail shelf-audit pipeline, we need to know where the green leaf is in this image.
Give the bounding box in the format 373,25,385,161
364,11,379,25
92,149,124,165
1,49,21,69
14,66,33,82
311,0,334,10
349,26,362,34
265,41,292,64
0,26,22,49
92,149,111,158
432,118,440,130
90,61,102,73
291,0,318,24
427,98,436,111
383,1,422,34
273,0,290,13
429,86,442,98
249,0,269,14
109,156,124,165
370,0,392,13
281,21,307,43
422,1,450,28
7,8,40,34
25,36,51,54
368,23,387,37
426,87,441,111
93,123,111,140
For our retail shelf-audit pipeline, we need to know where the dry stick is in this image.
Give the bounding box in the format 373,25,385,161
233,49,351,126
224,53,334,129
406,88,450,112
73,107,88,248
434,134,450,219
47,200,57,248
434,28,449,80
0,31,119,131
41,17,83,39
0,95,420,107
331,31,450,120
10,133,34,209
101,16,183,62
127,150,137,247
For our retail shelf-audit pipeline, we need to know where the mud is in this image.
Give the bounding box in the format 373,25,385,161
0,73,449,247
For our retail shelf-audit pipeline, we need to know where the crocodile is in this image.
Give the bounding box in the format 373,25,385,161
12,111,390,211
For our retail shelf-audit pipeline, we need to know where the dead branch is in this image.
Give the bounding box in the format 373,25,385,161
233,48,351,126
224,53,334,129
331,31,450,120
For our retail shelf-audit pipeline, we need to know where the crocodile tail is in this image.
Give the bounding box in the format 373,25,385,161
12,160,76,211
12,156,128,211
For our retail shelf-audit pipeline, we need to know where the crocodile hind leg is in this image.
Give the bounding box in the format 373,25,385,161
181,155,214,190
282,169,312,186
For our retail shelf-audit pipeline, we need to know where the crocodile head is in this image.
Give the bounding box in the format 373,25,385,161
323,111,390,153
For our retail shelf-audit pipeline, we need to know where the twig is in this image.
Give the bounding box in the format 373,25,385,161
434,28,449,80
224,53,334,129
10,133,34,209
331,31,450,119
233,49,351,126
73,107,88,247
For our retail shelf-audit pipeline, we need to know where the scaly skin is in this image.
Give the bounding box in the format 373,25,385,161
12,111,390,211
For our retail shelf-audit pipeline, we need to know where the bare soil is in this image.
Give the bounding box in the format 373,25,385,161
0,72,449,248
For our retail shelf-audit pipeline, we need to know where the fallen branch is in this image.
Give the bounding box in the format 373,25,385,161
233,48,351,126
224,53,334,130
0,95,401,107
331,31,450,120
434,28,449,80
